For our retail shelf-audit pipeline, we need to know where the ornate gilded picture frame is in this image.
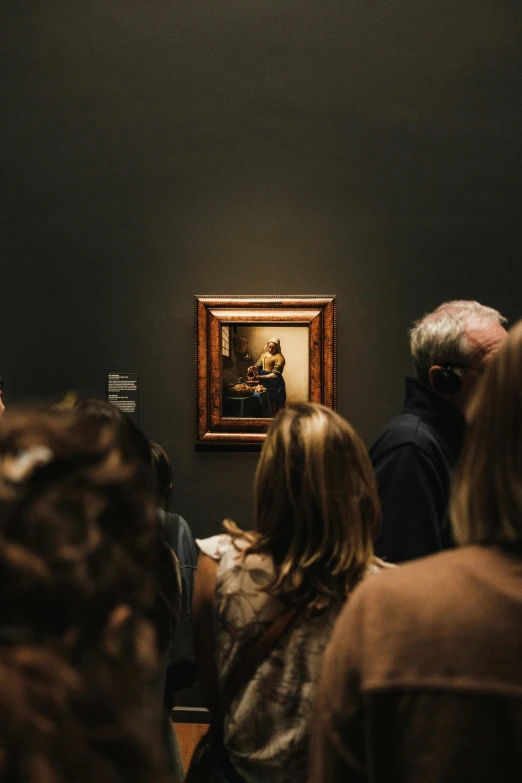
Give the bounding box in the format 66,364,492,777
195,295,337,448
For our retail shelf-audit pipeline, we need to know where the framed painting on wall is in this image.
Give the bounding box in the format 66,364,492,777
195,295,337,448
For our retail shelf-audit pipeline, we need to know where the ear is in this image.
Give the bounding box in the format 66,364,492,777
428,365,445,391
429,365,462,397
428,365,455,398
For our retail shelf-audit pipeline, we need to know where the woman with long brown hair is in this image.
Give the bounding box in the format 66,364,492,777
192,402,392,783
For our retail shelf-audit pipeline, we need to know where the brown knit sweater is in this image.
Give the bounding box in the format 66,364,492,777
310,545,522,783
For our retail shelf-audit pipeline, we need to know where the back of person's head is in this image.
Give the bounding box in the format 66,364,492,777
451,320,522,546
72,398,153,467
149,441,172,511
65,399,177,651
228,402,380,609
0,410,161,641
409,300,507,384
0,410,167,783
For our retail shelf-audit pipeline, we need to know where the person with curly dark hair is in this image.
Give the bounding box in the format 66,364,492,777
64,399,182,779
0,409,179,783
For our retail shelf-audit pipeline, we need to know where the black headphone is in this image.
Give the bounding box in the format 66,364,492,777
431,365,462,395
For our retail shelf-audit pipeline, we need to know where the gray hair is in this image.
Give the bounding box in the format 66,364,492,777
410,300,507,384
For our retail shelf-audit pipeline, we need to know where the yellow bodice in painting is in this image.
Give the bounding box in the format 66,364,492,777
257,352,285,375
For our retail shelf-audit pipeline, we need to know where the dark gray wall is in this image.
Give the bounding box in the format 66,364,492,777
1,0,521,538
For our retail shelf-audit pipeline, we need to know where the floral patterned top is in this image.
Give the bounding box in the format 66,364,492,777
196,533,394,783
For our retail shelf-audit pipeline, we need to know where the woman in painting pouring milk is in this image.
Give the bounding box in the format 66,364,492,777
253,338,286,416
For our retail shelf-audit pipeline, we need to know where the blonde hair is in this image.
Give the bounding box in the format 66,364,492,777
224,402,379,609
451,319,522,546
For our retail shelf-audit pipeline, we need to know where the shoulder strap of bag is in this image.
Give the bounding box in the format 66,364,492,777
220,605,299,714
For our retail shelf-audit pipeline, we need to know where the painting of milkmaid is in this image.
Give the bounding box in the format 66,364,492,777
253,337,286,415
222,326,308,418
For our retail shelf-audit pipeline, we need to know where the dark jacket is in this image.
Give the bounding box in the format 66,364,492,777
370,377,465,563
310,545,522,783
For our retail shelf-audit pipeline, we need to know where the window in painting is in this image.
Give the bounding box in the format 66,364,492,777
222,325,230,357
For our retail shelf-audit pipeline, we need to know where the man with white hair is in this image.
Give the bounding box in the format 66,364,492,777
370,300,507,563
